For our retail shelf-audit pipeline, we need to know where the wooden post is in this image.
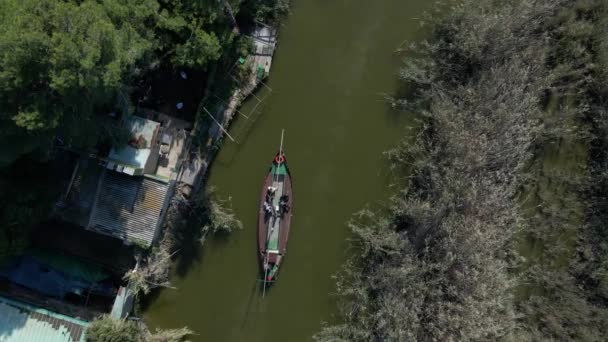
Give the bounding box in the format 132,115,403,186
203,107,236,142
213,94,250,119
64,159,80,200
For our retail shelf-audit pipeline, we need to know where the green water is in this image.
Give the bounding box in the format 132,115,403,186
144,1,432,341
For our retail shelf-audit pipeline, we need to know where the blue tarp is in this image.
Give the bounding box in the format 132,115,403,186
0,256,114,299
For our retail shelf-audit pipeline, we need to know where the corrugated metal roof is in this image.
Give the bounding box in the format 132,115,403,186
88,171,172,247
0,296,88,342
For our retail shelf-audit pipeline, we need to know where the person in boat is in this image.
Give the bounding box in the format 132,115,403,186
279,195,290,215
263,201,273,216
281,203,290,215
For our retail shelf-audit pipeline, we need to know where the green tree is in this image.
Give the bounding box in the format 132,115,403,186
172,27,221,68
0,0,264,266
0,0,258,167
0,0,155,166
240,0,289,23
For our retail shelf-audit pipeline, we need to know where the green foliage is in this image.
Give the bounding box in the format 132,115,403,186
12,109,47,131
235,35,255,58
0,0,244,166
129,238,152,251
0,0,155,164
86,316,140,342
241,0,289,23
0,0,275,262
172,28,221,68
86,315,192,342
231,36,255,82
0,0,285,167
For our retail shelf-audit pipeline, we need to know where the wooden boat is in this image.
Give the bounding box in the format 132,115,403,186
258,130,293,292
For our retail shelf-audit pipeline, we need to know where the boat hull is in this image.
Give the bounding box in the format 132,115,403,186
257,152,293,282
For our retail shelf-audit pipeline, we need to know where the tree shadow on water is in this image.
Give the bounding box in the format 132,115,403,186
138,209,205,312
171,190,241,278
138,286,163,312
173,212,205,279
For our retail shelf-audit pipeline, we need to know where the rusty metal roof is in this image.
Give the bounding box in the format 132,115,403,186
87,170,173,247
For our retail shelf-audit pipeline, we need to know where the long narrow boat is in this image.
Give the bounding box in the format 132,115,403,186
258,130,293,291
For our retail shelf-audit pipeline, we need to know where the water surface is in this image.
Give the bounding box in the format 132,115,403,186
145,1,432,340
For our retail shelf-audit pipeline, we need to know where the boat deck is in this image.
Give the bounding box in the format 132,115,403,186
258,155,292,264
266,176,284,251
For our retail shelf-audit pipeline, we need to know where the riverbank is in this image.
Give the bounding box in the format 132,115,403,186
143,0,435,340
178,23,278,195
132,17,281,318
0,2,292,341
78,11,285,342
317,0,608,340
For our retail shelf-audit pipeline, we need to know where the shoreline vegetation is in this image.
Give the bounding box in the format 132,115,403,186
317,0,608,341
0,0,286,263
0,0,288,341
88,0,287,340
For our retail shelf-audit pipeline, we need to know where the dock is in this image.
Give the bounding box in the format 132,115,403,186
179,23,279,193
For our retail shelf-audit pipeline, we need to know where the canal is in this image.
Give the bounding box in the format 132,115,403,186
144,0,433,340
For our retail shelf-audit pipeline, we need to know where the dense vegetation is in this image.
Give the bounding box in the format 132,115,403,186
317,0,608,340
1,0,221,163
0,0,287,261
86,315,191,342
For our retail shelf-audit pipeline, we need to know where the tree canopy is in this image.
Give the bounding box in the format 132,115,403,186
0,0,154,165
0,0,254,166
0,0,288,261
